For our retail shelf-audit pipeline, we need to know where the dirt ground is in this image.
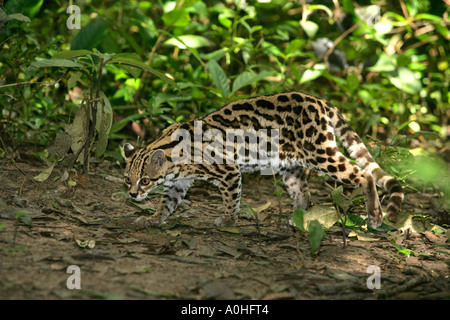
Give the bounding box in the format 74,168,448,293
0,158,449,300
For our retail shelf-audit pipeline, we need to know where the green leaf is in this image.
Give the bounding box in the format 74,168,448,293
300,20,319,38
293,209,306,232
53,50,94,60
346,73,360,92
207,60,230,98
368,53,396,72
164,35,213,49
231,71,274,94
162,8,190,27
28,59,83,70
299,69,323,84
4,0,42,19
95,92,113,158
308,220,323,255
388,67,422,94
15,210,32,227
108,57,179,90
285,39,306,57
71,17,108,50
331,185,344,209
341,213,365,228
109,53,142,78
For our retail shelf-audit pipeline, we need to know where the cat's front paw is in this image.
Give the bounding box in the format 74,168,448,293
134,216,162,229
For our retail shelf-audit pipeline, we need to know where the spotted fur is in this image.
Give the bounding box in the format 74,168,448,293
123,92,403,229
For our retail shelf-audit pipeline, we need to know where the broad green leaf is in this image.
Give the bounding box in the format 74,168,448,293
293,209,306,232
388,67,422,94
368,53,396,72
331,185,344,209
308,220,323,255
285,39,306,56
108,57,179,89
300,20,319,38
162,8,190,27
231,71,274,94
53,50,94,60
109,53,142,78
374,20,393,34
4,0,43,19
95,92,113,158
71,17,108,50
165,35,213,49
207,60,230,98
342,0,355,14
340,213,365,228
299,69,322,84
28,59,83,70
346,73,360,92
68,71,83,89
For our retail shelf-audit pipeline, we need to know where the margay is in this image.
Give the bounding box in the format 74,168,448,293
123,92,403,229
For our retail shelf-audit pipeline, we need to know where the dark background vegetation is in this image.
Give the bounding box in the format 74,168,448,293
0,0,449,205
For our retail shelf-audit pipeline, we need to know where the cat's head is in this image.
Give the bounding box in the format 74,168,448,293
122,143,167,201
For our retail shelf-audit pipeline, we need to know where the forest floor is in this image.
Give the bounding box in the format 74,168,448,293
0,158,449,300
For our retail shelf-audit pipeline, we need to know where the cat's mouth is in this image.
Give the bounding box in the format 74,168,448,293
128,193,148,201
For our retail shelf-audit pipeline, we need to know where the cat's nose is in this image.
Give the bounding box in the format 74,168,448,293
129,192,138,198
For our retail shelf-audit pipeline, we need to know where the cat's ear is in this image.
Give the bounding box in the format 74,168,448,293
122,143,136,160
150,149,166,168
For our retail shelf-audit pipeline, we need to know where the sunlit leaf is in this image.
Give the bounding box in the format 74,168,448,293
207,59,230,98
164,35,213,49
300,20,319,38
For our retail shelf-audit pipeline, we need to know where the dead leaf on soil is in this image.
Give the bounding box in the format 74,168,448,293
384,212,433,234
348,231,381,242
295,204,339,230
33,163,56,182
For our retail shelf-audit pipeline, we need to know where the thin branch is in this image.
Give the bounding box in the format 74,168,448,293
0,78,62,89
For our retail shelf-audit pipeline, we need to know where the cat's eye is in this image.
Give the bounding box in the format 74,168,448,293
124,176,131,184
140,177,150,186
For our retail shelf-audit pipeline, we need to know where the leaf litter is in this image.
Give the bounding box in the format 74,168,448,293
0,159,449,299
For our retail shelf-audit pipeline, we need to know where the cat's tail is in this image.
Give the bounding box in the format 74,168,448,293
331,111,403,222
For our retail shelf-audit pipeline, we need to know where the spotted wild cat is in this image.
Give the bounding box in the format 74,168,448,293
123,92,403,229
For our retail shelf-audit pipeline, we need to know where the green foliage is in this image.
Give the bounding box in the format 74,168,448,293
293,209,324,256
0,1,448,196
